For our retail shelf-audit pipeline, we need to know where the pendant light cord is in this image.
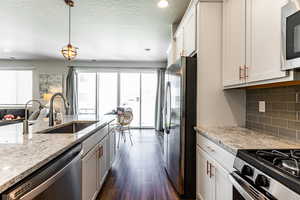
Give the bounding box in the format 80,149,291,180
69,4,71,45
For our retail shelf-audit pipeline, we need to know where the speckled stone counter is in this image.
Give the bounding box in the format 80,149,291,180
194,126,300,155
0,115,114,193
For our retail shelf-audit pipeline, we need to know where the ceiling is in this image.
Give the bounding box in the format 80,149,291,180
0,0,190,62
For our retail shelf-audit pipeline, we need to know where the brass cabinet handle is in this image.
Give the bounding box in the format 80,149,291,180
206,160,210,175
239,65,244,80
244,65,248,79
209,163,213,178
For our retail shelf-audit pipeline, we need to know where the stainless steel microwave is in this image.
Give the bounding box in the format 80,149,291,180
282,0,300,70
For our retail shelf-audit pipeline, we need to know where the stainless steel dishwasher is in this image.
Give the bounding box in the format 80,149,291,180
2,144,82,200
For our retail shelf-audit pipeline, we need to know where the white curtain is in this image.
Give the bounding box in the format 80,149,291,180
154,68,165,131
66,67,78,115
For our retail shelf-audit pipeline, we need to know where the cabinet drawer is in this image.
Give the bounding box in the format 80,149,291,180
82,125,108,156
197,134,235,172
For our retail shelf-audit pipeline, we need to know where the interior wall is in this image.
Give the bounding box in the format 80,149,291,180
196,2,246,127
0,59,166,102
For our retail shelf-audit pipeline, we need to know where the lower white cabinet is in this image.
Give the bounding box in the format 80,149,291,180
82,144,99,200
197,146,232,200
82,125,116,200
197,146,214,200
196,134,234,200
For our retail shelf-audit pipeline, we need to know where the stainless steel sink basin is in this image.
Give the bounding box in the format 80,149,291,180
38,121,97,134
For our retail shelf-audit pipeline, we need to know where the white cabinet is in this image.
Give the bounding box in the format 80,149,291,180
82,145,99,200
196,146,233,200
246,0,287,83
82,124,116,200
197,146,214,200
222,0,246,86
175,27,184,60
172,0,197,62
109,130,116,166
223,0,290,88
196,134,234,200
183,5,197,56
212,160,232,200
98,139,106,188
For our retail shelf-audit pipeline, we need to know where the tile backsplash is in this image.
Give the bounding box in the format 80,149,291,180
246,86,300,141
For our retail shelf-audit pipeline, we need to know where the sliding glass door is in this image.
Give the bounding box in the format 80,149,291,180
98,72,118,116
78,71,157,128
120,73,141,127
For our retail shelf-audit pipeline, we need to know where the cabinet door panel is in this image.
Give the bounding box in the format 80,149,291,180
175,28,184,60
211,160,232,200
197,146,213,200
223,0,246,86
98,140,106,188
82,145,98,200
183,7,197,56
247,0,287,82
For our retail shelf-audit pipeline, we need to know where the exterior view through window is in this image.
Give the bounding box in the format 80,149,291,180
77,71,157,128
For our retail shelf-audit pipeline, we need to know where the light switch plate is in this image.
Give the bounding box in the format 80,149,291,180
259,101,266,113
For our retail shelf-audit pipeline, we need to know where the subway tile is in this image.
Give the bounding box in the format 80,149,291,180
280,111,297,120
264,125,279,136
259,116,272,125
272,103,287,111
287,120,300,130
278,128,297,140
272,118,288,128
246,115,258,122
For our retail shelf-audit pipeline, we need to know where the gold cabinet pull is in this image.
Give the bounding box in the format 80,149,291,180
239,65,244,80
244,65,248,79
206,160,210,175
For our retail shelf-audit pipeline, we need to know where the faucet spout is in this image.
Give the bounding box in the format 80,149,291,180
23,99,44,134
49,93,69,126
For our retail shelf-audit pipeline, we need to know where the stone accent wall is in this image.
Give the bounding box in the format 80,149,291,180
246,86,300,141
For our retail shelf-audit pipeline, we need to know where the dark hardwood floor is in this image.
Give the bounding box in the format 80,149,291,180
97,129,180,200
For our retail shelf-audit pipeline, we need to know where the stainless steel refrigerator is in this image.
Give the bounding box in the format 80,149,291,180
163,57,197,199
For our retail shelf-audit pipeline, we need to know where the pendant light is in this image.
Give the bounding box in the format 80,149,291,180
61,0,78,61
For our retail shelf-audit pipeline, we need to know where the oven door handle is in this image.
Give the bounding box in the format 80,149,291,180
229,172,272,200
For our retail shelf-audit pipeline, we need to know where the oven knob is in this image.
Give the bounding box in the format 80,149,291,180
241,165,254,176
255,174,270,187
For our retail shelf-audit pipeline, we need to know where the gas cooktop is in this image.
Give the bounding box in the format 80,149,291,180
236,149,300,196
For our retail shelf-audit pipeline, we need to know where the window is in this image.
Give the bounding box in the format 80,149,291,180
78,73,96,114
0,70,33,106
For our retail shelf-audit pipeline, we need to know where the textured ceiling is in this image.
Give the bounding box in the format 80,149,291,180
0,0,190,61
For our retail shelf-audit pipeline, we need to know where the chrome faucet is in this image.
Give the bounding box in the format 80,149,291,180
49,93,69,126
23,100,44,134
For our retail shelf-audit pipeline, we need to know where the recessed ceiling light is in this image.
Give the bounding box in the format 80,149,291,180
3,48,11,53
145,48,151,51
158,0,169,8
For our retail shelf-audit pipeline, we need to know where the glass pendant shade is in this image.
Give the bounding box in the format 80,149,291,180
61,43,78,61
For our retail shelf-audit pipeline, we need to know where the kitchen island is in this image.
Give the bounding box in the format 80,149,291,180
0,114,115,194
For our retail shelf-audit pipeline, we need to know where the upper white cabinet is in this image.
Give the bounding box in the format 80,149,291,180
171,0,198,63
222,0,246,86
183,5,197,56
223,0,291,88
175,27,184,60
246,0,287,83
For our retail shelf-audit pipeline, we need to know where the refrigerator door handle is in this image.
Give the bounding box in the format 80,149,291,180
165,82,171,134
168,82,172,131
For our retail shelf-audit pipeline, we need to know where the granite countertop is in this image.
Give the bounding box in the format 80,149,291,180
194,126,300,155
0,114,115,193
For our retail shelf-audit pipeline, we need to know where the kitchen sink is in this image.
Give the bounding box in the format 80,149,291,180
38,121,97,134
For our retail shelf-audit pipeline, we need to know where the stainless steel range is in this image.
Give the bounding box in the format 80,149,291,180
230,149,300,200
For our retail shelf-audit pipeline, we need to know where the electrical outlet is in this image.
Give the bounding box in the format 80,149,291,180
259,101,266,113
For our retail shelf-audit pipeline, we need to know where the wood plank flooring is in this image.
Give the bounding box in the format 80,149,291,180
97,129,180,200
